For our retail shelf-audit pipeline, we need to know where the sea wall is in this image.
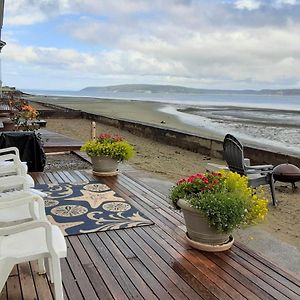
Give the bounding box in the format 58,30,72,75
31,100,300,166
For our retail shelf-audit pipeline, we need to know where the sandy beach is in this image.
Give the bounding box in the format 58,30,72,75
28,97,300,250
26,95,223,139
27,94,300,157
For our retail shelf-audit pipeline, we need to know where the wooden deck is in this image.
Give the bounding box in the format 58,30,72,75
1,169,300,300
39,129,83,153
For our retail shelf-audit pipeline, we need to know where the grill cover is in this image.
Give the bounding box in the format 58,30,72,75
0,131,46,172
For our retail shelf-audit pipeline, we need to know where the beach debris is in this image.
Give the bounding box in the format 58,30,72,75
160,120,166,124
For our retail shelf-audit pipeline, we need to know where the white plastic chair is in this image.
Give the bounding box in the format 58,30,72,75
0,175,47,207
0,188,47,224
0,175,49,275
0,146,28,173
0,220,67,300
0,146,34,187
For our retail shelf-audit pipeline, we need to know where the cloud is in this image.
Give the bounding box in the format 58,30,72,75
276,0,297,5
234,0,261,10
3,0,300,89
4,0,76,25
4,19,300,89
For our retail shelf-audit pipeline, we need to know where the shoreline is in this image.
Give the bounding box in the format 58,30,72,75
26,94,300,157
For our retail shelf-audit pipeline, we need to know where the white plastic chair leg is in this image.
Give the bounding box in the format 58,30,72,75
51,257,64,300
38,258,46,274
48,257,54,283
0,261,13,292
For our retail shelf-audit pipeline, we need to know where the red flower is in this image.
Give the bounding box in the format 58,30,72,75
176,178,186,185
212,172,222,177
98,133,111,139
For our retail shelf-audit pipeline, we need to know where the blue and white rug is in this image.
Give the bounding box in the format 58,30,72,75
36,182,153,236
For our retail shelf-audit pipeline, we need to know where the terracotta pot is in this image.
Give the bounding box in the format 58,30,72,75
91,156,119,174
177,199,233,249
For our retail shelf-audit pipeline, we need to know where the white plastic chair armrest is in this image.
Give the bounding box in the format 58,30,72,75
26,174,35,188
0,220,51,235
0,147,20,157
0,154,25,176
0,220,57,257
30,188,47,198
0,190,33,202
0,153,21,164
0,175,30,192
246,164,273,171
0,194,47,220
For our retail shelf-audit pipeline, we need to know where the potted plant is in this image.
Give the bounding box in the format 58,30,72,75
13,104,39,131
81,133,135,175
170,170,268,251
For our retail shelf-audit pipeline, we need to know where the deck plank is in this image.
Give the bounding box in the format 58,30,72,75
89,233,144,300
65,239,99,300
68,236,113,300
0,287,7,300
60,258,83,300
79,235,129,300
18,262,38,300
4,169,300,300
117,228,199,300
104,230,160,300
40,129,82,153
6,276,22,300
30,261,53,300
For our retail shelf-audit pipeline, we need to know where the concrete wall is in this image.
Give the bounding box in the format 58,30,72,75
31,100,300,166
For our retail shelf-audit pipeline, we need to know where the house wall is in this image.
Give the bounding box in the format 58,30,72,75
0,0,5,97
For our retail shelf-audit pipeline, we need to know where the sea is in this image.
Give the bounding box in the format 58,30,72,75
25,89,300,156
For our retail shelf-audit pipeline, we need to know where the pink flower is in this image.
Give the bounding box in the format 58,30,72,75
98,133,111,139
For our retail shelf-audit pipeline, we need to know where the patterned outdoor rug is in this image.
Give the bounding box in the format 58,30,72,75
35,182,153,236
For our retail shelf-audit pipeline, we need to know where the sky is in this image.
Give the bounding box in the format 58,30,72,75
1,0,300,91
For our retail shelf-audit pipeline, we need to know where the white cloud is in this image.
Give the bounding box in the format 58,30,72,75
4,0,76,25
234,0,261,10
3,0,300,89
4,20,300,89
276,0,297,5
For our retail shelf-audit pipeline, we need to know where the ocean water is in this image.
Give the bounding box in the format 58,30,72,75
26,89,300,156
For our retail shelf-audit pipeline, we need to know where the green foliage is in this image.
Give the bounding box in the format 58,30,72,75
81,133,134,161
170,171,268,233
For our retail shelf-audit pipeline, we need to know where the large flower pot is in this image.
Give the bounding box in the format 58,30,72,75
91,156,119,176
177,199,234,252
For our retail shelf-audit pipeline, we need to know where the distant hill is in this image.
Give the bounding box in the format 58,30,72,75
78,84,300,96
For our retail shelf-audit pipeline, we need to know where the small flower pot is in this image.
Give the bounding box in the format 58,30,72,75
177,199,234,252
91,156,119,176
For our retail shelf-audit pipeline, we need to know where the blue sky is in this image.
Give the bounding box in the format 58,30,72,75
2,0,300,90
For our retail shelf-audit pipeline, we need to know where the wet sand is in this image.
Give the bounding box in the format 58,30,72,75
27,94,300,156
26,94,222,139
